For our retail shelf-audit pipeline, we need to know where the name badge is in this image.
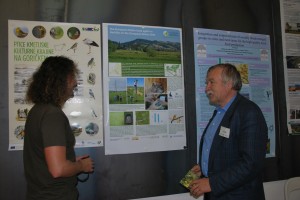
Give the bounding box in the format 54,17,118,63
219,126,230,138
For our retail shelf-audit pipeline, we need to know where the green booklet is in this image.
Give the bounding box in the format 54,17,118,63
180,170,200,189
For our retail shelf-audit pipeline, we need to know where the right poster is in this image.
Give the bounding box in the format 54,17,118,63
280,0,300,135
193,28,275,157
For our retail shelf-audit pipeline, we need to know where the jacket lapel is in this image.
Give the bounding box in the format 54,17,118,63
208,94,242,170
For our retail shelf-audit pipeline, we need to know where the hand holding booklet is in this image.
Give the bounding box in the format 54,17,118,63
180,170,200,189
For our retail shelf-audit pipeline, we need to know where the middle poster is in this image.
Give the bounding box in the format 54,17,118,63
102,23,186,155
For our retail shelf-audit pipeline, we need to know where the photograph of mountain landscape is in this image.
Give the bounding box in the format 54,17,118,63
107,24,182,77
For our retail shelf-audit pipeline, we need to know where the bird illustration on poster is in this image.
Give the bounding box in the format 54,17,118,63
83,38,99,54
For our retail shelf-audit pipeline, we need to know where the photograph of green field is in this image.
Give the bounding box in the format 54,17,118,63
136,111,150,125
109,78,127,104
109,49,181,64
109,50,181,77
109,91,127,104
109,77,145,104
109,112,133,126
127,87,144,104
127,78,144,104
107,24,183,77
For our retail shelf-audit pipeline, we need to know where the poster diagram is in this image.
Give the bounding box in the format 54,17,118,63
102,23,186,155
8,20,103,150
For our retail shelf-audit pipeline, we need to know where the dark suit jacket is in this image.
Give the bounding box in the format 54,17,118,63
199,93,268,200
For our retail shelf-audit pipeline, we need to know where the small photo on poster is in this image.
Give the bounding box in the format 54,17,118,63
145,78,168,110
109,78,127,104
287,56,300,69
127,78,144,104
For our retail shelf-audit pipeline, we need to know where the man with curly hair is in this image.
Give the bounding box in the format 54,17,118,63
23,56,94,200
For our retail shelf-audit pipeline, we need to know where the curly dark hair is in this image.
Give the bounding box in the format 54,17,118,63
26,56,79,107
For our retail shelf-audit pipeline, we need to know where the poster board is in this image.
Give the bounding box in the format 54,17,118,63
280,0,300,135
193,28,276,157
102,23,186,155
8,20,103,150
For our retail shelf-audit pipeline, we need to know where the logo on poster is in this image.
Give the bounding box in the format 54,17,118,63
82,27,100,32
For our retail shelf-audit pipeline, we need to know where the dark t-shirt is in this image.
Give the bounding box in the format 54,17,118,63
23,104,77,200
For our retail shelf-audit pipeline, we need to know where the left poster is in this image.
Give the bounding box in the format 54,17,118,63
8,20,103,150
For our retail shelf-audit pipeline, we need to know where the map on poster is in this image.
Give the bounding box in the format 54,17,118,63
8,20,103,150
102,23,186,155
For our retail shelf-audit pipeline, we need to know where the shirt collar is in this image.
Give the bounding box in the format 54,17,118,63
216,95,236,112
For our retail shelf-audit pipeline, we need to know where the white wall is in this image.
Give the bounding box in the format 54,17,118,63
133,180,286,200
